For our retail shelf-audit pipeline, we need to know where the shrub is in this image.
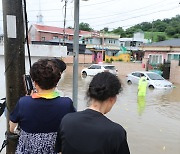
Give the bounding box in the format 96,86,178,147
110,58,114,62
105,59,111,63
117,59,123,61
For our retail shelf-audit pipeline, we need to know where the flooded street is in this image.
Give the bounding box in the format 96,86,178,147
0,64,180,154
60,65,180,154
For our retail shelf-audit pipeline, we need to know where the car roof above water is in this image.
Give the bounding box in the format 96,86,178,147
132,71,159,74
91,64,115,67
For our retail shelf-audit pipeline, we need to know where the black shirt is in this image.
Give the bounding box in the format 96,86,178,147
55,109,130,154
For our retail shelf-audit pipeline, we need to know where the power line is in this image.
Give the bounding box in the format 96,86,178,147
91,5,179,28
23,0,178,22
23,0,119,12
22,0,178,22
78,0,119,7
22,5,179,28
0,2,178,25
79,1,177,21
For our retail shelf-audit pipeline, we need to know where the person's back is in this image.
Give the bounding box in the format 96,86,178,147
56,109,129,154
9,59,75,153
55,72,130,154
138,76,148,97
12,96,74,133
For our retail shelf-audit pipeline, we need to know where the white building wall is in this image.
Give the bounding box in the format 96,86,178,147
133,32,144,40
104,38,120,46
92,38,100,44
0,44,67,98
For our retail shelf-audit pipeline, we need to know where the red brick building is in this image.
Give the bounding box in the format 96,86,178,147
28,24,91,43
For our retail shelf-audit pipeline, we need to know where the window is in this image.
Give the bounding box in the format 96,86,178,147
89,65,101,69
174,54,179,60
41,37,45,41
149,54,163,64
130,41,136,47
146,73,163,80
132,72,141,77
89,39,93,44
108,39,115,44
95,65,101,69
167,54,180,61
159,55,162,63
89,65,96,69
104,66,115,70
53,36,58,39
167,54,172,62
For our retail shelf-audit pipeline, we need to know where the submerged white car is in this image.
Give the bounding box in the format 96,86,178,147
81,64,118,77
126,71,173,89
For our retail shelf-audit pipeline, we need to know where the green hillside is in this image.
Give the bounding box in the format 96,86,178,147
144,32,170,42
107,15,180,41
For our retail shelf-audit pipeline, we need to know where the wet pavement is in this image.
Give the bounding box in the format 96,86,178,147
0,64,180,154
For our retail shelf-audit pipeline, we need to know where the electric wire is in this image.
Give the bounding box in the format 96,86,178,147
22,3,179,24
23,4,179,31
23,0,32,69
91,5,179,28
78,0,177,21
26,0,119,12
23,0,179,24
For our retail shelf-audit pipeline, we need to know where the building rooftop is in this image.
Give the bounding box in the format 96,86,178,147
32,24,91,36
144,38,180,47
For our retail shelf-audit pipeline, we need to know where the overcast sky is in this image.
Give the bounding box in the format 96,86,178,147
0,0,179,32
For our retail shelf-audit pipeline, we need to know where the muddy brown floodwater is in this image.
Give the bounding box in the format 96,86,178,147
0,64,180,154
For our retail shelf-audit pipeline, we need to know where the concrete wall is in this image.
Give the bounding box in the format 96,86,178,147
27,44,67,57
0,44,68,98
113,61,180,84
170,60,180,84
112,61,145,76
63,54,92,64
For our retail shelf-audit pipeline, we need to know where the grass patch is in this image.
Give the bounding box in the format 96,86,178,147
144,32,171,42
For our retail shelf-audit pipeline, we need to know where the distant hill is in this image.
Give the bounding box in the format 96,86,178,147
109,15,180,42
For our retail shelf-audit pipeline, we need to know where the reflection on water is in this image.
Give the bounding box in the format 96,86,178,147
137,96,146,116
59,65,180,154
0,64,180,154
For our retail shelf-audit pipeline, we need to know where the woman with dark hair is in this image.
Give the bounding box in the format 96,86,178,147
55,72,130,154
9,59,75,154
51,58,66,73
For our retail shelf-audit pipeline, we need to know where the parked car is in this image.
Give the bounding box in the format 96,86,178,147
81,64,118,78
126,71,173,89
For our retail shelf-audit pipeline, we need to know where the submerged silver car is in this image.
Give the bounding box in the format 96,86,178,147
126,71,173,89
81,64,118,77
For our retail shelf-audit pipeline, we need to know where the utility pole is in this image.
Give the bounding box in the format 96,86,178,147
101,30,105,62
62,0,68,45
73,0,79,109
2,0,25,153
151,20,154,42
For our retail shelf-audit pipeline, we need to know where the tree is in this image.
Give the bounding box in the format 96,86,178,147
173,34,180,38
165,26,176,36
156,34,166,42
100,27,109,33
138,22,152,31
79,22,93,31
111,27,126,37
153,20,168,32
125,27,137,37
67,26,73,29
